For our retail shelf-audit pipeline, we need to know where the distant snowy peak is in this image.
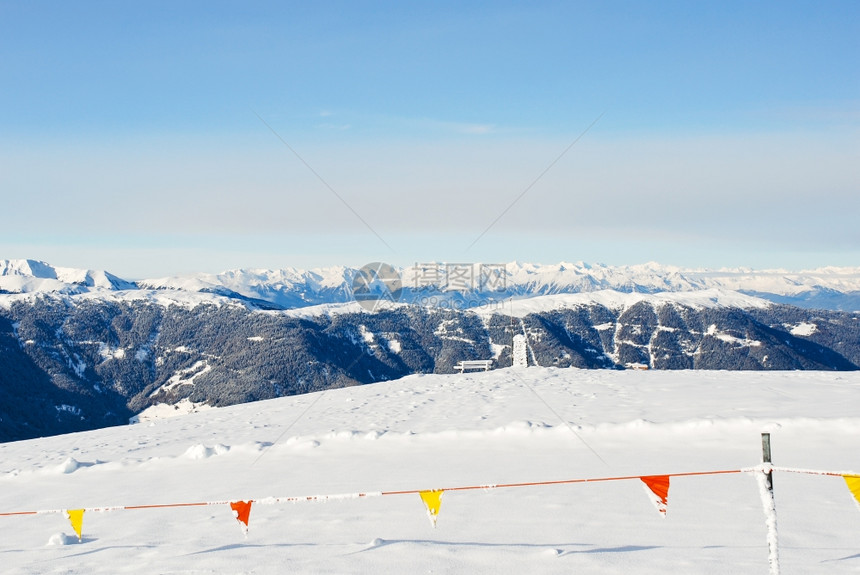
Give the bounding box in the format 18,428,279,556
501,261,860,296
141,266,354,291
141,261,860,301
0,259,58,278
486,262,860,310
139,266,356,309
4,259,860,311
0,259,135,294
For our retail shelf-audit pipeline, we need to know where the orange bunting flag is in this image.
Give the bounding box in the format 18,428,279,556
230,501,253,535
640,475,670,517
843,475,860,510
419,490,444,528
65,509,85,541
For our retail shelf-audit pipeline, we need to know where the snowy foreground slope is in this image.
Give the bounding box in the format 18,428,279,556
1,368,860,574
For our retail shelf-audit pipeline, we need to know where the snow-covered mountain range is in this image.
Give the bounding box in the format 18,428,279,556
2,258,859,443
3,259,860,311
0,259,136,294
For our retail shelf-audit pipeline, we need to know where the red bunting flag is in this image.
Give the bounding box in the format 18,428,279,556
230,501,253,535
640,475,670,516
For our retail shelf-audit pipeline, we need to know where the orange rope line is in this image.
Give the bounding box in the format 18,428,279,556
3,467,851,518
123,502,213,510
381,469,743,496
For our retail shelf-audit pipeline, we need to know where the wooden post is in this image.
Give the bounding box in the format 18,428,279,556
509,297,515,367
762,432,773,491
760,432,779,575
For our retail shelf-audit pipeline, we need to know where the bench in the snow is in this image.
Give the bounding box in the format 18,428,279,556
454,360,494,372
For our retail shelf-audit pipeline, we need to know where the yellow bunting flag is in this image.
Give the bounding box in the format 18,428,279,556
230,501,253,535
640,475,670,517
419,490,444,528
843,475,860,510
65,509,85,541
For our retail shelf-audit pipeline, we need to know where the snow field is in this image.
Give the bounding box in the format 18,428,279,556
1,368,859,573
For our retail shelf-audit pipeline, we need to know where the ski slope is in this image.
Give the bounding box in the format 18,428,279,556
1,368,859,574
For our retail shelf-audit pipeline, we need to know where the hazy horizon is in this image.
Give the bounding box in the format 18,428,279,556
2,2,857,278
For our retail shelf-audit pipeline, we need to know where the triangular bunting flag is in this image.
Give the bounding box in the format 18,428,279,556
65,509,85,541
230,501,253,535
640,475,670,517
419,490,444,528
843,475,860,510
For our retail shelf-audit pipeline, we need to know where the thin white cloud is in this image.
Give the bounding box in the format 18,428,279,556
455,123,495,135
413,117,497,135
332,111,500,136
317,123,351,130
751,100,860,125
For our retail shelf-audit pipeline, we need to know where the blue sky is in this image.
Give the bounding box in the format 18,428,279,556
1,1,858,278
